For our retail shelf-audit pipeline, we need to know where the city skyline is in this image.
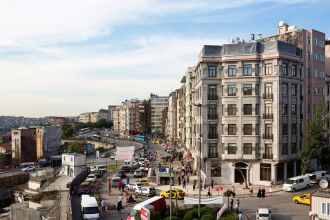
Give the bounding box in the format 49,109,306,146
0,0,329,117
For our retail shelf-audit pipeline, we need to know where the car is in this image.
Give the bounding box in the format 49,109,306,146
282,175,311,192
160,190,184,199
117,170,127,179
100,152,110,158
94,170,103,178
78,182,92,196
134,169,144,178
256,208,271,220
172,188,186,197
121,166,130,172
110,154,115,159
292,193,311,205
135,187,157,197
137,179,150,186
126,183,144,191
85,174,96,183
22,166,36,172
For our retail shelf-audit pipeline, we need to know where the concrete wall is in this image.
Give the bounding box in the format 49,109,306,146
10,202,41,220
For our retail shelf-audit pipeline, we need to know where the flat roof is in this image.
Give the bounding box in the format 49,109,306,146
312,191,330,198
133,196,162,211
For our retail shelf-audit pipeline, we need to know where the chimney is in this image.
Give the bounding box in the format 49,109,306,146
251,34,255,41
278,21,289,34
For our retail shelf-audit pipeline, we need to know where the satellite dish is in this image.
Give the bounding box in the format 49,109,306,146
319,179,329,189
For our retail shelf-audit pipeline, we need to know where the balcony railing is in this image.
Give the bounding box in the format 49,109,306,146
208,134,219,139
208,95,218,100
263,93,273,99
208,152,219,158
263,113,273,119
262,153,273,159
208,114,218,120
263,134,273,140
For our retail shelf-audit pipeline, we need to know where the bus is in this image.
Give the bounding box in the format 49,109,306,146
92,134,101,141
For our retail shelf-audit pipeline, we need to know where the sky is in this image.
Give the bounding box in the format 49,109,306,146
0,0,329,117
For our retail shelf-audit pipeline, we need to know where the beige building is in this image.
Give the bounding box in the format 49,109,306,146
176,84,186,148
165,91,178,145
78,113,90,123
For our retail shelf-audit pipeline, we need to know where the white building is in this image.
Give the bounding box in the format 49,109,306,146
150,94,168,134
78,113,90,123
61,153,86,177
98,109,108,121
166,91,178,144
310,191,330,220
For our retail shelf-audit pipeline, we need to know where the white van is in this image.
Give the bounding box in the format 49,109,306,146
282,175,311,192
81,195,100,220
306,171,330,183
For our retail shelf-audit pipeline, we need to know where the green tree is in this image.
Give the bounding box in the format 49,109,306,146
62,125,74,138
300,100,329,173
67,143,79,153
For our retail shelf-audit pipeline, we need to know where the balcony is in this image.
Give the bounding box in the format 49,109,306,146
208,95,218,101
263,93,273,100
208,114,218,120
208,134,219,139
262,153,273,159
263,113,273,119
263,134,273,140
208,152,219,158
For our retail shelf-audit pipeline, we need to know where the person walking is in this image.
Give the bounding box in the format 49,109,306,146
230,199,234,212
206,187,212,198
238,211,243,220
235,199,240,213
187,175,190,184
101,199,106,212
211,178,214,189
232,185,236,198
117,194,123,214
127,177,130,184
183,178,186,189
178,176,181,185
249,188,253,197
193,182,196,191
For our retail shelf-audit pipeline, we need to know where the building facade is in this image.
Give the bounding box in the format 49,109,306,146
108,105,117,121
36,126,62,159
135,100,151,135
150,94,168,134
61,153,86,177
11,128,37,165
98,109,108,121
165,91,178,145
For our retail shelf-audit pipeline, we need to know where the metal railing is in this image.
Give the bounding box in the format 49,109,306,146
263,153,273,159
263,113,273,119
263,93,273,99
263,134,273,140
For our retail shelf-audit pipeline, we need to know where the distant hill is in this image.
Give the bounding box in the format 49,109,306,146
0,116,50,132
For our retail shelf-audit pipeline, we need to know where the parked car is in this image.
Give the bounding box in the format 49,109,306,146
117,170,126,179
110,154,115,160
135,187,156,197
121,166,130,172
22,166,36,172
126,183,144,191
282,175,311,192
134,169,143,178
78,182,92,196
306,170,330,183
256,208,271,220
137,179,150,186
94,170,103,178
100,152,110,158
172,188,186,197
129,165,139,173
292,193,311,205
160,190,184,199
85,174,96,183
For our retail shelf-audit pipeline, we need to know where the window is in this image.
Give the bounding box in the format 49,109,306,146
208,143,218,157
221,124,224,135
260,163,271,181
291,104,297,115
282,104,288,115
243,64,252,76
265,104,273,117
228,124,236,135
256,104,260,115
256,143,260,157
208,124,218,139
255,124,259,135
292,124,297,135
243,84,252,95
282,123,288,135
228,104,236,116
291,142,297,154
291,84,297,96
265,64,272,75
228,65,237,77
221,104,224,115
265,124,272,139
211,160,221,177
282,143,288,155
208,105,217,120
264,83,272,98
208,66,217,77
228,143,236,154
243,124,252,135
208,84,217,100
227,85,236,96
291,65,297,77
280,63,288,75
322,203,326,215
282,83,288,95
308,87,311,94
255,64,260,76
243,143,252,154
243,104,252,115
255,84,259,95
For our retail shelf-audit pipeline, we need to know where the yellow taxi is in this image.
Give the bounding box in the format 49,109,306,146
137,179,150,186
292,193,311,205
160,189,185,199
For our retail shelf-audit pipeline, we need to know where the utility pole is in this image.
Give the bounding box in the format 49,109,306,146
169,157,172,220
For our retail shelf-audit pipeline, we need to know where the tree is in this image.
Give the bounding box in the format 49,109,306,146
67,143,79,153
300,100,329,173
62,125,74,138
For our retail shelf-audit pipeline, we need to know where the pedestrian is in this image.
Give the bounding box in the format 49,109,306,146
271,179,275,188
121,183,125,192
269,187,272,197
187,175,190,184
249,188,253,197
232,186,236,198
206,187,212,198
117,194,123,214
257,188,261,197
230,199,234,212
183,178,186,189
178,176,181,185
101,199,106,212
118,181,122,191
238,211,243,220
127,177,130,184
211,178,214,189
262,188,266,197
235,199,240,213
193,182,196,191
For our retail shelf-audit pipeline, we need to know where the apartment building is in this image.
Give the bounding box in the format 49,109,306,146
98,109,108,121
108,105,117,121
166,91,178,145
78,113,90,123
177,84,186,148
150,94,168,134
135,100,151,135
112,106,121,135
36,126,62,158
12,128,37,165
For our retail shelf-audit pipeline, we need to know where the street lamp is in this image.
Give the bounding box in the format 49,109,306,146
193,103,203,219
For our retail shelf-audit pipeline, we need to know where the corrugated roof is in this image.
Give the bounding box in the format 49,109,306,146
312,190,330,198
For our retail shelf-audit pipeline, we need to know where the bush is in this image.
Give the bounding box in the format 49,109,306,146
201,213,215,220
200,207,213,216
183,209,197,220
